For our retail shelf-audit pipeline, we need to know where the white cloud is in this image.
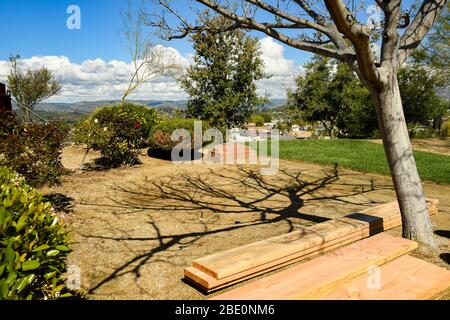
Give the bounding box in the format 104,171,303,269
0,37,303,102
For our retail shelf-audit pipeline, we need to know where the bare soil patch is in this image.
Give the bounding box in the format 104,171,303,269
43,146,450,300
370,138,450,156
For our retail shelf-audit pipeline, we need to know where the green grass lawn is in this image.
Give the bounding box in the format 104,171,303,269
254,139,450,185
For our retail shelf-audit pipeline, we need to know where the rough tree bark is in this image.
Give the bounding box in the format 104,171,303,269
371,69,437,247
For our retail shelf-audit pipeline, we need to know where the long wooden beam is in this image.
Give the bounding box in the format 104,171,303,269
184,199,438,292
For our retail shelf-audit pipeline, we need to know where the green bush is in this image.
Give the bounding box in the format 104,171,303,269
74,103,161,166
0,112,67,188
148,118,210,158
0,167,71,300
442,120,450,137
250,114,265,127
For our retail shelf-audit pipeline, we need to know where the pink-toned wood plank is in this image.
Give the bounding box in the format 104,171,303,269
186,218,401,291
193,199,437,280
318,255,450,300
210,234,418,300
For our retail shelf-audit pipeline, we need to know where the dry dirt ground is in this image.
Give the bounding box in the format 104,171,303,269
370,138,450,156
42,145,450,300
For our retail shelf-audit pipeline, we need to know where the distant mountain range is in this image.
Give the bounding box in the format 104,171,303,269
24,98,288,114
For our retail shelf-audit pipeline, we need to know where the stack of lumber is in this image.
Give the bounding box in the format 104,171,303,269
184,199,438,292
210,233,450,300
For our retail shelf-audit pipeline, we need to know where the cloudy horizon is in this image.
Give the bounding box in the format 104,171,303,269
0,37,303,104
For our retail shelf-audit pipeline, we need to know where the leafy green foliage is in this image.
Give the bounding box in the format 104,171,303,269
424,2,449,71
179,16,267,129
398,51,448,128
74,103,161,166
250,114,265,127
148,118,210,158
0,167,71,300
288,56,376,138
332,64,378,138
260,112,272,123
7,55,61,123
442,120,450,137
0,112,67,188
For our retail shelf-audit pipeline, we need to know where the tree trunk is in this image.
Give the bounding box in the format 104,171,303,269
22,106,32,123
371,71,438,249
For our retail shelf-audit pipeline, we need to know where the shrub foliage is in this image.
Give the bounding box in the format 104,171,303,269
0,112,67,188
74,103,161,166
0,167,71,300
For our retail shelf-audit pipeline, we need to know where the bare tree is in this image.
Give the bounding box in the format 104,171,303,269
121,0,181,104
145,0,447,249
7,55,61,123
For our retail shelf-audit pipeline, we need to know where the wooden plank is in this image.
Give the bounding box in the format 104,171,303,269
210,234,418,300
193,199,437,280
185,231,365,292
186,217,402,291
318,255,450,300
185,199,437,291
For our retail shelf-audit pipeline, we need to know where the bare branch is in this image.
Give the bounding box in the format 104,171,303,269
244,0,329,33
292,0,327,24
379,0,401,69
397,0,447,66
324,0,381,86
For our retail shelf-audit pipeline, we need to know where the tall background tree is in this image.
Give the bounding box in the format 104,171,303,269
7,55,61,123
288,55,376,138
423,2,449,70
147,0,448,249
178,16,267,129
398,50,449,131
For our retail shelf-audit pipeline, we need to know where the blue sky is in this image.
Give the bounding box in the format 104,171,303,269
0,0,419,102
0,0,317,64
0,0,137,63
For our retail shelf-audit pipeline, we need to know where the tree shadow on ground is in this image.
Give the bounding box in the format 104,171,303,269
80,156,143,172
43,193,75,214
440,253,450,265
78,165,391,295
435,230,450,239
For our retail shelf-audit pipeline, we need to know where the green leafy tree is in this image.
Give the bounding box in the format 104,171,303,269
179,16,267,129
7,55,61,123
288,56,374,138
424,2,449,70
398,50,449,131
260,112,272,123
288,56,336,138
332,63,377,138
250,114,265,127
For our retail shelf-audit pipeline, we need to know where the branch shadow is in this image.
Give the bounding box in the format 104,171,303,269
43,193,75,214
78,165,391,295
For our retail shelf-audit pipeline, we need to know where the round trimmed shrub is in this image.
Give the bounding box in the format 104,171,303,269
148,118,211,159
0,167,71,300
74,103,161,166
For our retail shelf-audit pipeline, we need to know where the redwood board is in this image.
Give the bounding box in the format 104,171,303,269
184,199,437,291
318,255,450,300
210,234,418,300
